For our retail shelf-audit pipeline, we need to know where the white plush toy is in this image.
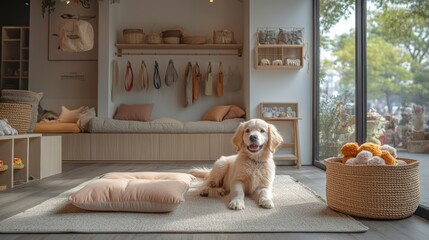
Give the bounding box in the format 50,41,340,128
368,156,386,165
381,144,397,158
260,58,271,66
272,59,283,66
350,150,372,165
0,119,18,136
346,150,388,165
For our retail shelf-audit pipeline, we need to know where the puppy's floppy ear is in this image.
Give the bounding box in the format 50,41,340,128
267,124,283,153
231,122,245,151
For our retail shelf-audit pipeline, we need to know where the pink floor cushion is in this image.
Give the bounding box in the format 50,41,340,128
69,172,195,213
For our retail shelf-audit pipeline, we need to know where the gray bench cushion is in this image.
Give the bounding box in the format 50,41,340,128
88,117,243,133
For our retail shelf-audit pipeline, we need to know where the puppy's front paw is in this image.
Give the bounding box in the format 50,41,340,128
258,198,274,209
199,187,210,197
228,199,245,210
216,188,227,197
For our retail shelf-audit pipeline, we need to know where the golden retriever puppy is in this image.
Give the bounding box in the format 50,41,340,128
189,119,283,210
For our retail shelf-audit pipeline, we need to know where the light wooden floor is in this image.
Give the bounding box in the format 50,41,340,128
0,161,428,240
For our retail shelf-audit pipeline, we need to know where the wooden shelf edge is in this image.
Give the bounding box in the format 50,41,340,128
115,43,243,57
256,44,304,48
116,43,242,49
255,66,303,70
263,117,301,121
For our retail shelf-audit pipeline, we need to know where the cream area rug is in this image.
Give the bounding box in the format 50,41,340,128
0,175,368,233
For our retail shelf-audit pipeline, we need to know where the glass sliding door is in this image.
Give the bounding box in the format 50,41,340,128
315,0,356,164
366,0,429,210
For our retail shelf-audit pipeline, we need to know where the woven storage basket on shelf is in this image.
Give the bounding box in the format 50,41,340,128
0,103,32,134
123,29,145,44
325,157,420,219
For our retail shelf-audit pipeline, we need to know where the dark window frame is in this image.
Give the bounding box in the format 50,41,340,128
312,0,428,220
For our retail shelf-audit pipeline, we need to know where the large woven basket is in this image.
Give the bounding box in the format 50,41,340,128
325,157,420,219
0,103,32,134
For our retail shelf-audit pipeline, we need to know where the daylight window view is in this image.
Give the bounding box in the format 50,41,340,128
317,0,429,208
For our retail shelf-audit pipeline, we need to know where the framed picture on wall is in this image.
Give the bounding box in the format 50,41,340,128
48,0,98,61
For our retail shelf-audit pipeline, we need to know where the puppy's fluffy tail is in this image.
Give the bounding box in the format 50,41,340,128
189,167,211,179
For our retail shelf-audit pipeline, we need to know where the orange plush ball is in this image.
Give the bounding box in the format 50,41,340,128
358,142,382,157
341,142,359,164
381,150,397,165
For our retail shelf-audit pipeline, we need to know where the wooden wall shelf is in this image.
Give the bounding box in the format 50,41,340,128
255,44,304,69
115,43,243,57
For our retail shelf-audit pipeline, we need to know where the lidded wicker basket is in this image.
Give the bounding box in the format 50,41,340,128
325,157,420,219
0,103,32,134
123,29,145,44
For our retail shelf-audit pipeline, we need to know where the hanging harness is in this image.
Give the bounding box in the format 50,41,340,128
165,59,178,87
137,60,149,90
153,61,161,89
125,60,134,92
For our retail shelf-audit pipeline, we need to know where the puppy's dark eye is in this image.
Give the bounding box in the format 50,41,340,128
245,129,250,133
260,129,265,133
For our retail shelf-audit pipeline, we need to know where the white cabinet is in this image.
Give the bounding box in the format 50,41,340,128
1,26,29,90
0,134,61,190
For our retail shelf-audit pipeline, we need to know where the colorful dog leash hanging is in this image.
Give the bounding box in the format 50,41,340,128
216,61,223,97
165,59,178,87
153,61,161,89
137,60,149,90
184,62,193,107
192,62,201,103
124,60,134,92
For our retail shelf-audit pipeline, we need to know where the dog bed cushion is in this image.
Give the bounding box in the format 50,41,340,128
69,172,195,213
34,121,81,133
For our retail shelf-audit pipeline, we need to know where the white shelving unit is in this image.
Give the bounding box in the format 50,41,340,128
0,134,61,190
1,26,29,90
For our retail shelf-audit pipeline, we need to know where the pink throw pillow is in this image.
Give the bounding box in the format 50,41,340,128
113,104,153,122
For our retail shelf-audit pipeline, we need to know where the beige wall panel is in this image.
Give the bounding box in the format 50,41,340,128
159,134,210,160
209,134,236,160
91,134,159,160
60,134,91,161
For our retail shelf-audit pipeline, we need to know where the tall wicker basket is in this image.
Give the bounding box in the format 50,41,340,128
0,103,32,134
325,157,420,219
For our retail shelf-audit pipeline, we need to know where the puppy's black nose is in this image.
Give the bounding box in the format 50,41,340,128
250,135,258,142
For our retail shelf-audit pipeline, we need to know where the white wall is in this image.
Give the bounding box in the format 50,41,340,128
29,0,98,114
248,0,313,165
98,0,245,120
29,0,313,165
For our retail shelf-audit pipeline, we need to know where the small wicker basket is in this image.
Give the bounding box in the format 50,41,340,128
325,157,420,219
123,29,145,44
0,103,32,134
